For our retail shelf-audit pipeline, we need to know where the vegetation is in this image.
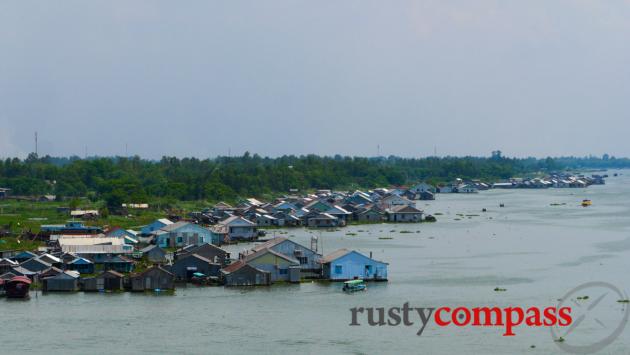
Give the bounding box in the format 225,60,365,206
1,153,627,206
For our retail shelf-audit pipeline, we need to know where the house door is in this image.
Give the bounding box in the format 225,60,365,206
145,277,151,289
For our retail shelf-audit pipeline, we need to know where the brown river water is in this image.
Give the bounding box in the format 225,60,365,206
2,171,629,354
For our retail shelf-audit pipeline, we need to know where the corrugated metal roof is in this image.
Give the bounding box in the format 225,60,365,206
320,249,351,263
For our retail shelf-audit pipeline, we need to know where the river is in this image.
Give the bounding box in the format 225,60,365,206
2,171,629,354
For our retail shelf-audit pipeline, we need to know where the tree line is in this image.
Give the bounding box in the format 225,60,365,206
0,152,627,208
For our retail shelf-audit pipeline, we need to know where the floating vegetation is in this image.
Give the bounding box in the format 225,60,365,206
389,230,396,233
617,299,630,303
456,213,464,216
357,230,365,232
494,287,507,292
466,214,479,217
378,237,393,240
577,296,589,300
345,233,357,236
428,237,435,239
454,218,461,221
554,337,565,343
434,212,443,215
550,203,567,206
399,230,413,234
416,231,421,233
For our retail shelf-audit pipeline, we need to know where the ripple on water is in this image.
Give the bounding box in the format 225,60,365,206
596,237,630,252
557,254,614,267
412,275,534,287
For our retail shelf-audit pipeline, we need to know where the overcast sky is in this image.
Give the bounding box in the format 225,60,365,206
1,1,629,159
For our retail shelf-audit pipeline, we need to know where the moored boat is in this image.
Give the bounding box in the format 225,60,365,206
581,199,592,207
342,279,366,293
5,276,32,299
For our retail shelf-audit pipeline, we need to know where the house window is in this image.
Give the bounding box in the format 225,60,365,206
279,268,288,275
177,236,183,243
334,265,343,274
297,256,308,265
365,265,373,274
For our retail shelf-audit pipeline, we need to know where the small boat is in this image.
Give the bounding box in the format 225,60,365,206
342,279,366,293
581,199,592,207
191,272,208,285
5,276,32,299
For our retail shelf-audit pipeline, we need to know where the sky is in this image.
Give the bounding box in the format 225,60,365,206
1,1,629,159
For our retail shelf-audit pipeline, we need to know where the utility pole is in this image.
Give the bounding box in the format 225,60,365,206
34,131,38,156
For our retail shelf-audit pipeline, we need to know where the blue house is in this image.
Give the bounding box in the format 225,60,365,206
66,257,95,274
154,221,219,248
140,219,173,236
321,249,388,281
105,227,138,244
11,251,38,264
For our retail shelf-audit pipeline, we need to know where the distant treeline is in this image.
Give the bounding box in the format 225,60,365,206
0,153,627,207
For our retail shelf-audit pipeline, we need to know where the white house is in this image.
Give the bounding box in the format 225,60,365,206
378,194,416,210
408,183,436,194
218,216,257,241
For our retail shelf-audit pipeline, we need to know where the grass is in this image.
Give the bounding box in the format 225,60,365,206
0,236,44,251
0,200,165,234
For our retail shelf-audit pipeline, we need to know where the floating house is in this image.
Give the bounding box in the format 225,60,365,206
102,255,135,273
221,261,271,286
245,248,300,282
154,221,219,248
42,271,80,292
140,218,173,236
247,237,321,277
130,266,174,291
0,258,18,274
176,243,230,266
169,254,221,280
325,205,352,222
105,227,139,244
355,207,384,223
386,205,424,223
66,257,95,274
321,249,388,281
58,236,133,256
378,194,416,210
306,213,340,228
217,216,257,241
408,183,436,194
83,270,124,292
140,245,167,264
20,257,52,273
11,251,38,264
